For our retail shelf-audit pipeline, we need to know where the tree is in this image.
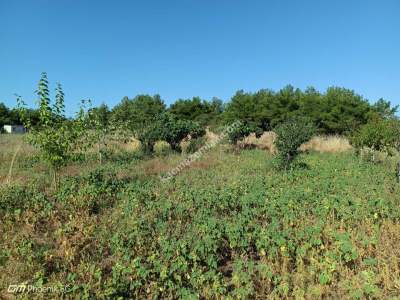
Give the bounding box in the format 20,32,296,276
223,90,272,133
227,121,259,145
111,94,166,132
137,112,205,153
267,85,301,127
296,87,325,131
350,118,400,158
169,97,223,127
17,73,96,186
89,103,111,128
372,98,398,119
274,117,316,169
318,87,372,134
0,102,10,129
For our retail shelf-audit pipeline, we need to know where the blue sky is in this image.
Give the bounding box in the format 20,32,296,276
1,0,399,115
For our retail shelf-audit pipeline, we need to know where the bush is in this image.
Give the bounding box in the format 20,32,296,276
350,118,400,158
227,122,262,145
154,140,172,156
137,112,206,153
274,117,316,169
186,136,207,153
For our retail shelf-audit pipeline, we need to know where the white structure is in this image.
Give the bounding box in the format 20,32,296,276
3,125,26,134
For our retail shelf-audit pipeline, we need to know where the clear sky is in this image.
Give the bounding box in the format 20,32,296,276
1,0,399,115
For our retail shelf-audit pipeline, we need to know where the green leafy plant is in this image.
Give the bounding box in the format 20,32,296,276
273,117,316,169
137,112,205,153
17,72,97,186
226,122,261,145
186,136,207,154
350,118,400,160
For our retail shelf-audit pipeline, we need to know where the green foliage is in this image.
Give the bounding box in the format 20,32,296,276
169,96,223,127
89,103,111,129
17,73,97,185
156,113,205,151
372,98,399,119
226,121,252,144
154,141,172,156
223,89,274,133
0,184,51,215
222,86,383,135
1,102,40,130
1,147,400,298
351,118,400,156
0,102,12,129
137,112,205,153
56,168,124,214
186,136,207,153
274,117,316,169
3,76,400,299
111,94,166,132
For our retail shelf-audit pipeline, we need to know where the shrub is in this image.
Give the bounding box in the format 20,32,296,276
350,118,400,158
154,140,172,156
227,122,262,145
186,136,207,153
273,117,316,169
137,112,205,153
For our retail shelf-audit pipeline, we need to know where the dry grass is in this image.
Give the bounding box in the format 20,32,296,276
205,127,220,143
238,132,352,154
300,135,352,153
112,137,141,152
236,131,277,153
181,128,220,153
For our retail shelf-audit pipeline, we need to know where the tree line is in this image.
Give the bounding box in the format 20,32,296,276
1,83,397,136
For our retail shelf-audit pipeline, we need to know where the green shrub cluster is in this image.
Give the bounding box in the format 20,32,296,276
225,121,264,145
351,118,400,157
273,117,316,169
137,112,205,154
186,136,207,154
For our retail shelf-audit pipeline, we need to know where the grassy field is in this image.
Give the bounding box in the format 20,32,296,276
1,134,400,299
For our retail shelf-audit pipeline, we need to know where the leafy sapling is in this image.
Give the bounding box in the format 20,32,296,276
273,117,316,170
17,72,97,187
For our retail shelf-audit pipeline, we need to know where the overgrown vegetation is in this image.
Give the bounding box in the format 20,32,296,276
1,146,400,298
351,117,400,159
1,73,400,298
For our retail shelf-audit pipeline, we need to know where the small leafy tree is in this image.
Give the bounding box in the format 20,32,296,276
350,118,400,160
226,122,262,145
136,112,205,153
273,117,316,169
111,94,166,132
372,98,399,120
17,72,96,186
136,121,161,154
88,104,112,163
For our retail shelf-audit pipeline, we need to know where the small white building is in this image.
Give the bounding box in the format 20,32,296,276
3,125,26,134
